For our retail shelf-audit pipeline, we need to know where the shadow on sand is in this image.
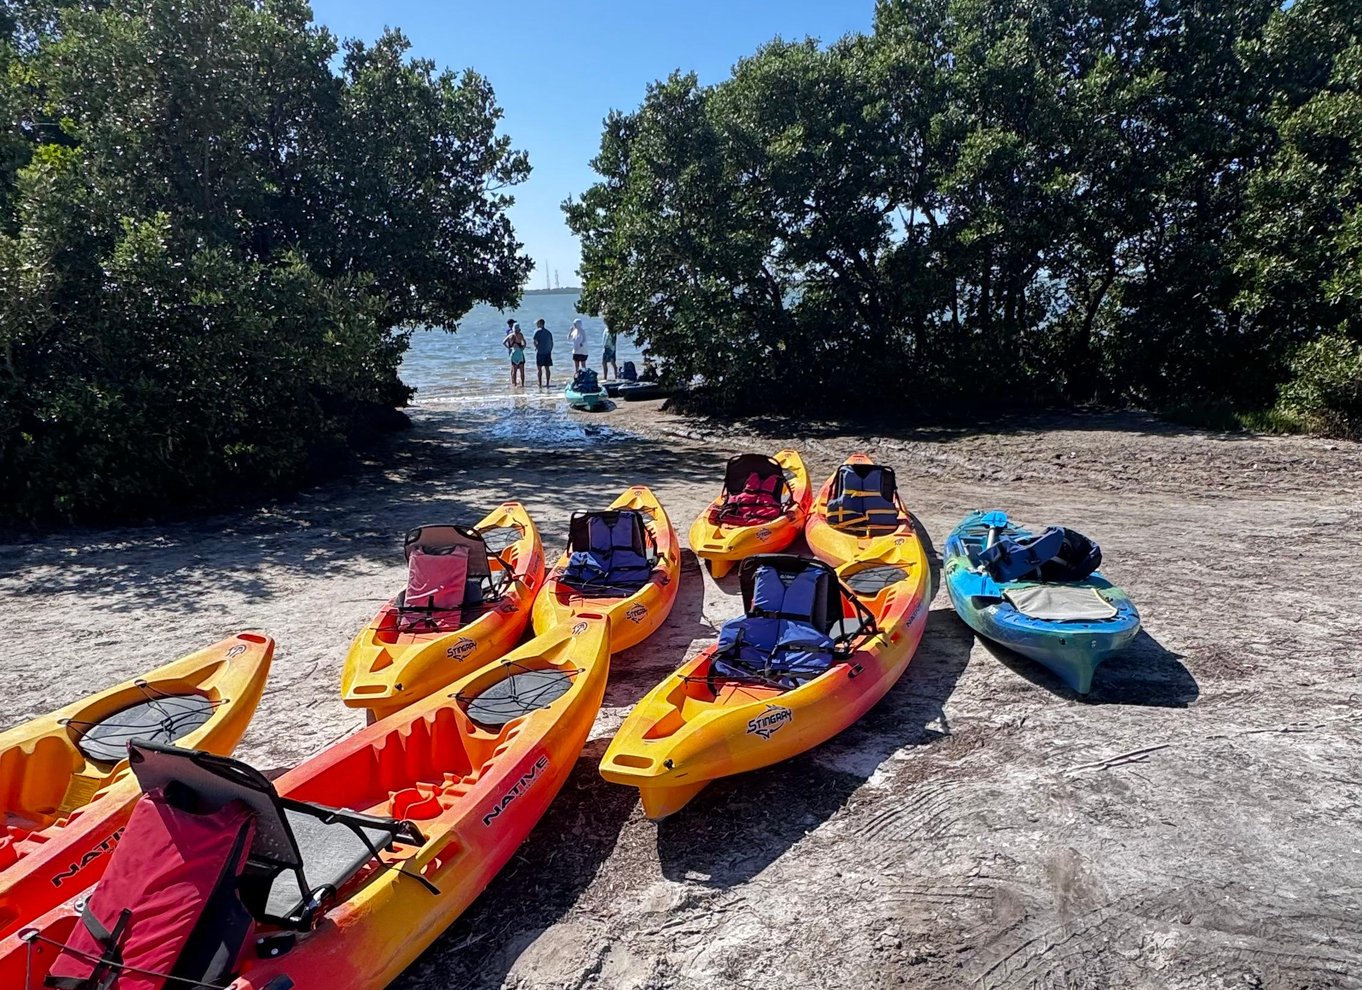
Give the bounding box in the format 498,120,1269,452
977,628,1198,707
0,404,721,613
652,605,972,888
393,736,636,989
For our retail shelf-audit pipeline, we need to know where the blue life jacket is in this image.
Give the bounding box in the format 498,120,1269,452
825,464,900,533
712,565,835,688
979,526,1102,583
561,510,653,591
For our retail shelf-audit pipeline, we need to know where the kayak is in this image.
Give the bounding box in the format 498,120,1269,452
805,453,915,566
601,379,625,397
943,510,1141,693
2,618,609,990
688,450,812,578
618,382,668,401
532,485,680,653
340,502,546,722
600,541,929,819
564,382,607,410
0,633,272,940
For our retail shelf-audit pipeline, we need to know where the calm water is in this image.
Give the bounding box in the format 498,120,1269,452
399,293,644,405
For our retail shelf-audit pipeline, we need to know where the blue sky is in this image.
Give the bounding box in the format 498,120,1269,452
308,1,875,287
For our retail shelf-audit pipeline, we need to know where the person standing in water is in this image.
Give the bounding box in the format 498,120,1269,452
503,320,526,388
568,318,588,373
601,322,618,380
532,319,554,388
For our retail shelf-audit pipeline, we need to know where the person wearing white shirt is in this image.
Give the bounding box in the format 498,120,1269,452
568,318,588,373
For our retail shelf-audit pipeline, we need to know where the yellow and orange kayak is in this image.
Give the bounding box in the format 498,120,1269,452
532,485,680,653
805,453,915,566
0,633,272,939
600,539,929,819
341,502,546,722
3,618,609,990
688,450,812,578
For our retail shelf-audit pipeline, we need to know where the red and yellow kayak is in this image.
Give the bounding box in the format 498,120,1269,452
532,485,680,653
2,618,609,990
688,450,812,578
600,539,929,819
0,633,272,939
805,453,915,566
340,502,545,722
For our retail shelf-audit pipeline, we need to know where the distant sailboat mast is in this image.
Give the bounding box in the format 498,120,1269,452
544,263,550,290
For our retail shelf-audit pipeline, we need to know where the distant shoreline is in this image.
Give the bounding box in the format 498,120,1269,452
523,287,581,296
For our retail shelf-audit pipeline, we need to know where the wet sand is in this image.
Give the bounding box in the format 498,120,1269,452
2,395,1360,988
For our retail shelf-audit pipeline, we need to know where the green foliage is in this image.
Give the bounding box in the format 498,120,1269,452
1277,332,1362,437
568,0,1360,423
0,0,529,522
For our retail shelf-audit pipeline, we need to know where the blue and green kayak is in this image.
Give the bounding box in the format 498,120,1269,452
943,510,1140,694
565,381,607,410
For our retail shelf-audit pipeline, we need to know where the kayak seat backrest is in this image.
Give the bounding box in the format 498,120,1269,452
1037,527,1103,582
404,545,470,613
571,368,600,392
127,741,423,933
978,526,1078,583
825,463,901,533
621,360,638,382
44,787,257,990
402,524,493,606
713,562,837,688
561,509,653,592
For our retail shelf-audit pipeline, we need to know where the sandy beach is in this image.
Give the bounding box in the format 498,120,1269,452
3,397,1361,989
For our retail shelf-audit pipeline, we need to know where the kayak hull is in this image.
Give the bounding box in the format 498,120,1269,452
532,486,680,653
0,634,272,940
601,540,929,818
565,386,607,410
943,510,1141,694
2,620,610,990
688,449,812,579
340,502,546,721
805,453,915,566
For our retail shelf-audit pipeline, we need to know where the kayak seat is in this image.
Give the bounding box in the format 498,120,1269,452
397,523,508,629
825,463,901,533
44,788,257,990
126,740,425,933
712,562,837,689
571,369,600,392
711,453,788,526
561,509,655,593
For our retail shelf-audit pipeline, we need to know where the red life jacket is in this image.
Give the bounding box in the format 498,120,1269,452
714,472,782,525
45,789,256,990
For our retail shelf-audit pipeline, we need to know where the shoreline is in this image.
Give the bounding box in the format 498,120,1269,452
1,404,1360,987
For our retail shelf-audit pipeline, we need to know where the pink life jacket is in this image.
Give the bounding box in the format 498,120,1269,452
400,544,470,630
714,472,782,526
